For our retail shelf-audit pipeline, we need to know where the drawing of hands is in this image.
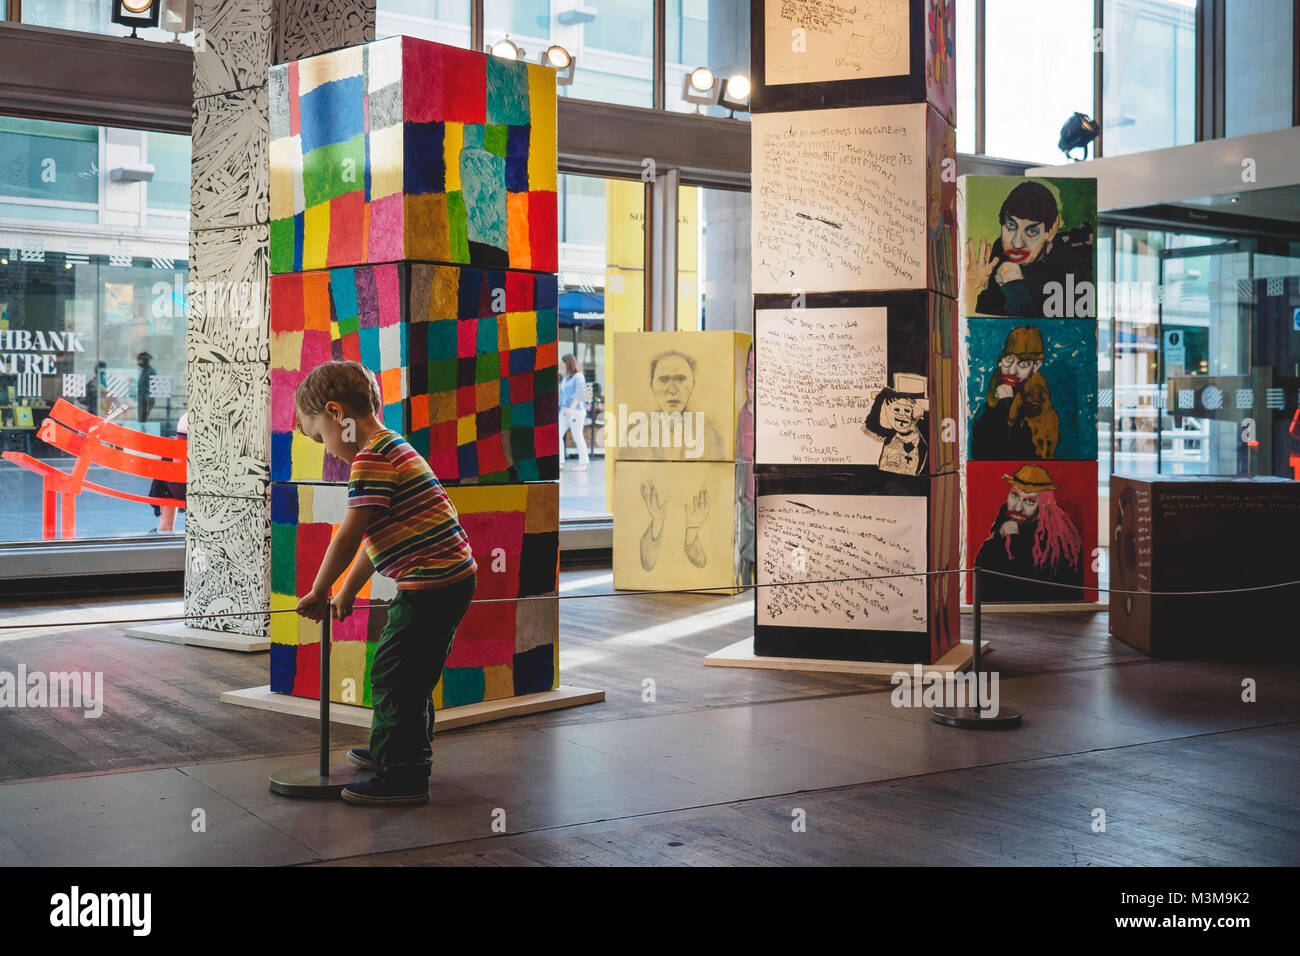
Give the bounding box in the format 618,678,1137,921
683,488,709,569
641,479,667,538
684,488,709,530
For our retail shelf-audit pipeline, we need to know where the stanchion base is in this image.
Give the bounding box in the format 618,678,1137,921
268,764,371,798
931,706,1023,730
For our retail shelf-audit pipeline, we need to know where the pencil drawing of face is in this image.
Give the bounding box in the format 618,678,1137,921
650,352,695,413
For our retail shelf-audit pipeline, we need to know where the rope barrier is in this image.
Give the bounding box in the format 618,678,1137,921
1,565,1297,632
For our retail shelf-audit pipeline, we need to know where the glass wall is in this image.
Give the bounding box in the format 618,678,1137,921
0,119,190,543
983,0,1095,163
377,0,472,46
1102,0,1196,156
1102,223,1300,484
485,0,654,108
665,0,750,119
1225,0,1294,137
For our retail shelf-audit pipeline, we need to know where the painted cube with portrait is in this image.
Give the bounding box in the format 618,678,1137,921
609,331,752,464
958,176,1097,319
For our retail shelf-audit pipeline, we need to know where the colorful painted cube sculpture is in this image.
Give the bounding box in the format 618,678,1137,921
269,36,558,274
269,481,559,708
270,264,559,483
268,36,563,710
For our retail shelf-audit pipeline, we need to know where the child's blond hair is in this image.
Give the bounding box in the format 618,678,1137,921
294,360,382,418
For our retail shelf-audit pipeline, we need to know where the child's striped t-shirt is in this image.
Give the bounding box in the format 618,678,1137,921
347,429,476,589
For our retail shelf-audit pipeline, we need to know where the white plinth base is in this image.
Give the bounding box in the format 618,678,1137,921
123,622,270,652
704,638,991,675
962,602,1106,614
221,684,606,730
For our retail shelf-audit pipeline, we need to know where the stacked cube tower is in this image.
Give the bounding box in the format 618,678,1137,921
266,37,562,708
609,330,753,593
748,0,961,663
958,174,1099,605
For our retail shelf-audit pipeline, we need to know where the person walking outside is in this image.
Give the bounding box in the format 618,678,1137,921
558,353,590,472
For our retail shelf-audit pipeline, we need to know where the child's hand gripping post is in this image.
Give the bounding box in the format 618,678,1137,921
295,505,377,622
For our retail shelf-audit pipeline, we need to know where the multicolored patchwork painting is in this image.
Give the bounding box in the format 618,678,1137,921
269,36,558,275
407,264,559,482
269,263,559,483
269,481,560,708
270,265,408,482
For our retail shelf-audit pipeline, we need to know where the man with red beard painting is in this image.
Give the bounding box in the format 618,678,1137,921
975,465,1083,603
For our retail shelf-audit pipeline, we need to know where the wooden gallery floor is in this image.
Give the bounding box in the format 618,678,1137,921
0,570,1297,866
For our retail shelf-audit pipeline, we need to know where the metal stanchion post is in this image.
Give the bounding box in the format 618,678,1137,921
269,609,369,797
933,566,1023,729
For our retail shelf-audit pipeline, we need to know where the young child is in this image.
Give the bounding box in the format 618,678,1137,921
293,360,477,806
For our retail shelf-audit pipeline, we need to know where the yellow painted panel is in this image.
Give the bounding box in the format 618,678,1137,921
443,122,463,192
290,430,326,480
302,201,330,270
446,482,529,514
525,63,557,192
612,459,740,592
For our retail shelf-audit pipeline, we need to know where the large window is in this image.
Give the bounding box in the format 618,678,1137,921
956,0,975,153
983,0,1095,163
555,172,646,519
1102,0,1196,156
665,0,750,119
376,0,471,46
0,120,190,544
1225,0,1293,137
485,0,655,108
22,0,195,43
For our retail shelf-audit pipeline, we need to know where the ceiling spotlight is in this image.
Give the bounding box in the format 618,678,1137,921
112,0,160,37
719,73,751,115
682,67,718,111
541,45,577,86
1058,111,1100,161
488,38,525,61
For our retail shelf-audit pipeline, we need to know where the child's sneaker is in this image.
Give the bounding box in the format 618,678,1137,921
341,773,429,806
346,747,378,771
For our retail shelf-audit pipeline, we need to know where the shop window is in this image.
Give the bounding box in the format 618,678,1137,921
0,121,189,543
485,0,654,108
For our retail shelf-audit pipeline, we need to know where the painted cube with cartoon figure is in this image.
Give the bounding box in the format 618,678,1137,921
269,36,557,275
754,290,959,477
